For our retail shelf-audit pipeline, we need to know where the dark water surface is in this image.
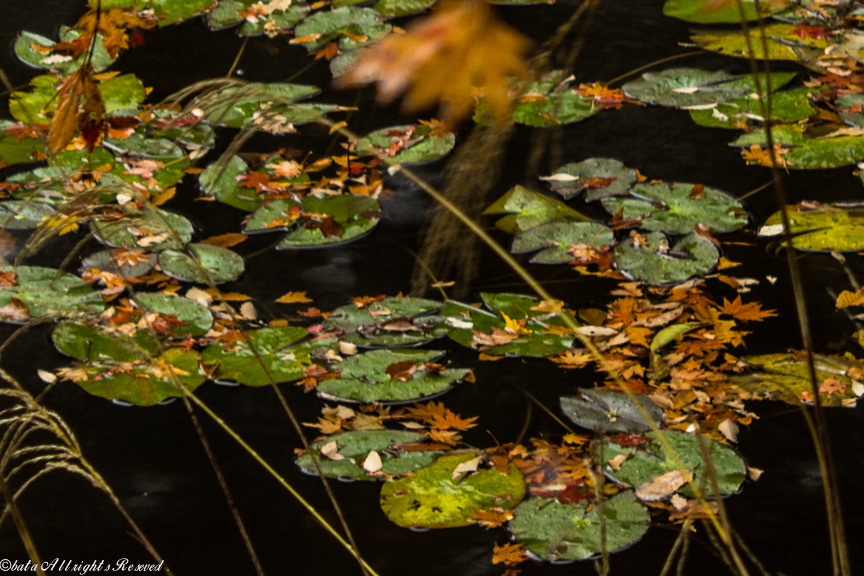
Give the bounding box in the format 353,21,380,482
1,1,863,575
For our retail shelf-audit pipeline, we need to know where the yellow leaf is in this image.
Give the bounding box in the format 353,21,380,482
276,291,313,304
501,312,529,334
201,233,248,248
207,291,253,301
717,257,741,270
151,187,175,207
836,289,864,309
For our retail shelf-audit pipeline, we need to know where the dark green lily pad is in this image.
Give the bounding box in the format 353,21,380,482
146,0,215,26
296,430,444,480
603,431,747,499
731,123,864,169
838,94,864,128
201,327,334,386
207,0,309,36
373,0,436,18
543,158,637,201
508,492,649,562
135,293,214,337
243,197,304,233
0,121,46,166
0,201,56,230
561,389,664,433
148,109,217,153
664,0,793,23
158,243,245,284
92,206,194,252
79,249,158,278
691,23,827,62
730,352,863,406
277,194,381,249
512,222,614,264
70,348,205,406
292,7,392,52
622,69,794,108
356,124,456,165
15,29,116,73
444,293,575,357
613,231,720,285
758,204,864,251
199,155,260,211
602,182,747,234
0,266,104,323
689,87,819,129
52,321,160,362
380,452,526,529
316,349,469,404
483,185,590,235
323,296,449,348
475,72,599,127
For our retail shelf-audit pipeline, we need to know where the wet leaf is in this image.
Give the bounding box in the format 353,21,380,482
0,121,47,166
507,492,649,562
355,123,456,164
293,7,392,52
52,321,160,362
92,206,194,252
135,292,214,337
15,28,117,73
484,185,590,235
663,0,793,23
296,429,443,479
277,195,381,249
79,249,158,278
0,266,104,324
324,296,450,348
730,124,864,169
691,23,827,61
199,155,259,211
622,69,794,108
380,452,525,528
543,158,637,201
512,222,614,264
373,0,437,18
0,201,56,230
158,243,245,284
689,87,819,129
560,389,664,433
758,204,864,251
613,231,720,285
208,0,309,36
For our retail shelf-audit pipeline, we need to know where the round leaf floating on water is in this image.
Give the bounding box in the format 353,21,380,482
355,124,456,165
543,158,637,201
135,293,214,338
730,124,864,169
0,266,104,324
0,120,46,166
380,452,525,529
758,204,864,251
689,87,819,129
277,194,382,249
690,23,826,62
158,243,245,284
243,197,305,234
52,321,161,363
323,296,450,348
92,206,194,252
207,0,309,36
613,231,719,285
15,29,117,73
663,0,793,23
560,389,664,433
316,349,470,404
483,185,590,235
373,0,437,18
622,69,794,108
512,222,614,264
296,430,444,480
199,155,259,211
507,491,649,562
0,201,56,230
292,7,392,52
79,249,157,279
602,182,747,234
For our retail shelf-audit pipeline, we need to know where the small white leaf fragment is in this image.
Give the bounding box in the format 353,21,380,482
239,301,257,320
635,469,694,502
186,287,212,307
37,369,57,383
670,494,689,511
758,224,784,237
672,86,701,94
451,455,482,479
747,466,764,481
852,381,864,397
446,317,473,330
718,419,739,443
576,326,618,337
539,173,580,182
335,405,355,420
320,440,344,461
338,341,358,355
363,450,382,473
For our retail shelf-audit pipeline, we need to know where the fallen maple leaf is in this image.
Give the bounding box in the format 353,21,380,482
492,542,527,566
201,233,248,248
276,291,313,304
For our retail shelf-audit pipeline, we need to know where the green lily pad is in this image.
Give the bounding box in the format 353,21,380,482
201,327,334,386
135,293,214,337
292,7,392,52
507,492,649,562
323,296,449,348
613,231,720,285
0,201,56,230
158,243,245,284
622,69,794,108
79,249,158,278
691,23,827,62
15,29,117,73
444,293,575,357
356,124,456,165
483,185,590,235
560,389,664,433
603,431,747,499
207,0,309,36
0,121,47,166
296,430,444,480
148,0,215,26
758,204,864,251
731,352,863,406
663,0,793,23
543,158,638,201
316,349,469,404
277,195,381,249
602,182,747,234
199,155,260,211
689,87,819,129
147,109,217,153
837,94,864,128
52,321,161,362
475,72,599,127
92,206,194,252
730,123,864,169
0,266,104,323
243,198,304,233
70,347,205,406
380,452,526,529
512,222,614,264
373,0,436,18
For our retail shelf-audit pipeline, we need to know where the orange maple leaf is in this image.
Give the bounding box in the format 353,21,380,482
404,401,478,430
492,542,528,566
718,296,776,322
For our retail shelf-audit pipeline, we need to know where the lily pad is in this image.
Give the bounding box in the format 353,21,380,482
0,266,104,324
158,243,245,284
475,72,599,127
731,123,864,169
613,231,720,285
543,158,638,201
356,124,456,165
730,352,863,406
201,327,334,386
758,204,864,251
507,492,649,562
70,348,205,406
14,29,116,73
296,430,444,480
622,69,794,108
380,452,525,529
689,87,819,129
79,249,158,278
92,206,194,252
277,194,381,249
0,201,56,230
603,431,747,499
134,293,214,337
373,0,437,18
664,0,793,23
560,389,664,433
602,182,747,234
147,109,217,153
483,185,590,235
316,349,469,404
292,7,392,52
199,155,259,211
243,197,304,233
323,296,450,348
0,121,46,166
207,0,309,36
52,321,160,362
512,222,614,264
691,23,827,62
